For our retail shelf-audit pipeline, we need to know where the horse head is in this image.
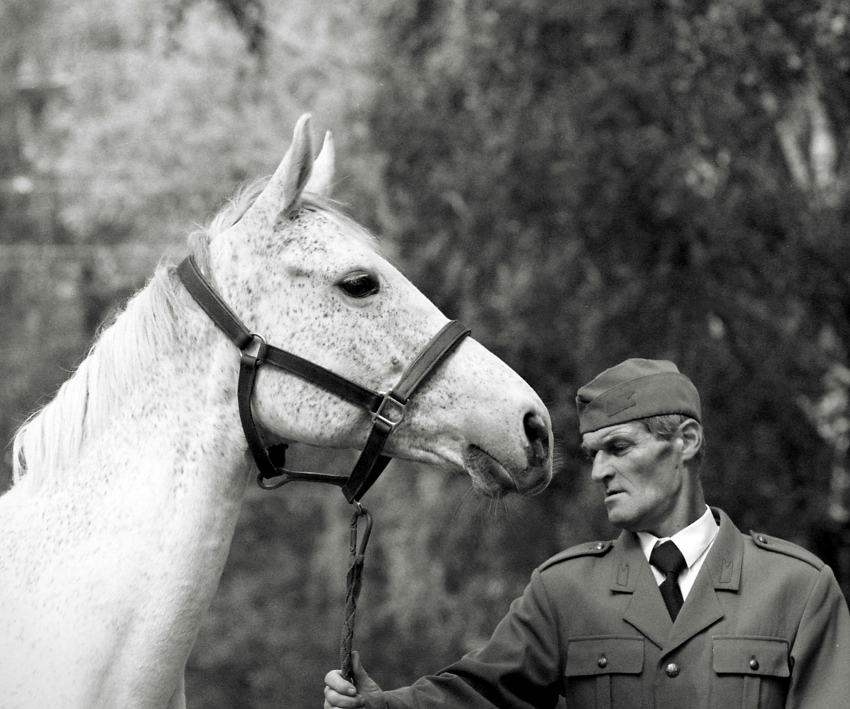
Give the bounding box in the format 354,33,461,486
197,115,553,498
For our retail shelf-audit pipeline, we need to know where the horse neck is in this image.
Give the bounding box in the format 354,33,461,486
15,267,252,514
2,269,258,703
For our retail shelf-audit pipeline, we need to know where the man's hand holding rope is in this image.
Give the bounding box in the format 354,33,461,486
324,651,384,709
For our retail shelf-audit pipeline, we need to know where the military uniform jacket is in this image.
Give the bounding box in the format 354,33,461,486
382,508,850,709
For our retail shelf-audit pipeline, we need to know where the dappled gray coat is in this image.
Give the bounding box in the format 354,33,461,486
381,508,850,709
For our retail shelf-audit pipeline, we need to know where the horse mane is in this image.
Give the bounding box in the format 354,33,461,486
12,262,184,486
11,181,380,486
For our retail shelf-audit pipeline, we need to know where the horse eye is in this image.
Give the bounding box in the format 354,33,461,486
339,273,379,298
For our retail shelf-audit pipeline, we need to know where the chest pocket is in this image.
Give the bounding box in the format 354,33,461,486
712,636,791,709
565,636,644,709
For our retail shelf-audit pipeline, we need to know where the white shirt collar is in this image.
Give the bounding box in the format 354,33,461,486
637,506,718,569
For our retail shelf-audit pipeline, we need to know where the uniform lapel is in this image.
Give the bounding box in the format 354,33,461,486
663,508,743,655
703,508,744,593
615,531,672,649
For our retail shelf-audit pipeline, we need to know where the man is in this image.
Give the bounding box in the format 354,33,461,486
324,359,850,708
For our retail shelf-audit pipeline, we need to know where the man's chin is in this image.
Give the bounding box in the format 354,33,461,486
604,500,637,531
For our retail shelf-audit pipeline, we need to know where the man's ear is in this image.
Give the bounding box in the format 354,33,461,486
677,419,703,462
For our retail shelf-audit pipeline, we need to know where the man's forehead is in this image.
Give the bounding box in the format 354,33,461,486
581,421,644,448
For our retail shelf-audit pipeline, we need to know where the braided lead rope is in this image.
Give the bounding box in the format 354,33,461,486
340,504,373,681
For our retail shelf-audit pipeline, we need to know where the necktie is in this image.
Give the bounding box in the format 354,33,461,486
650,540,687,621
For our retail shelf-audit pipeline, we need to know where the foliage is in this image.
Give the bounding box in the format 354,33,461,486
366,0,850,553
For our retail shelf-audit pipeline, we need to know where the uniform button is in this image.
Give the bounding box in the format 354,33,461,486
750,658,760,671
757,535,767,543
597,656,607,668
596,543,605,550
665,663,679,678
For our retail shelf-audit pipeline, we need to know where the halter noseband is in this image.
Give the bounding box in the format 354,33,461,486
176,255,470,503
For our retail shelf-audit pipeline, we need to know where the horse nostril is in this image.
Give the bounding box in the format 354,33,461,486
523,412,550,467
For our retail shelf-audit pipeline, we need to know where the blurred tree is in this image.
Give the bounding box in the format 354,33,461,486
0,0,53,239
167,0,268,56
354,0,850,683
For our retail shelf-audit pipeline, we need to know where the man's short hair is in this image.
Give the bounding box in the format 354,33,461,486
640,413,706,464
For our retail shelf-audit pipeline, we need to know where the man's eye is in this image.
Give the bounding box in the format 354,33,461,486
339,273,380,298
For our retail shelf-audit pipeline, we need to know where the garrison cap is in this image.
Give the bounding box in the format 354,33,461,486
576,359,701,434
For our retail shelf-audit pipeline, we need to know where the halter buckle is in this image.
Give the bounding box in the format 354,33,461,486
371,391,406,430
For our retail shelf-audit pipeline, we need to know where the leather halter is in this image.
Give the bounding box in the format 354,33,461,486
176,255,470,502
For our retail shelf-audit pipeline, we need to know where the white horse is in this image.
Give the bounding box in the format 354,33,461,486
0,115,553,708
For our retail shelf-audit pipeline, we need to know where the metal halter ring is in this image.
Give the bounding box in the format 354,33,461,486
243,332,267,356
370,392,407,430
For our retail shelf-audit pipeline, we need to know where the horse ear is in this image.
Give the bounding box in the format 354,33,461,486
304,131,335,197
239,113,314,236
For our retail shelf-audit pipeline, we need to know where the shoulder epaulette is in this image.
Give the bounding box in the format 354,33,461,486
749,531,824,570
539,540,613,571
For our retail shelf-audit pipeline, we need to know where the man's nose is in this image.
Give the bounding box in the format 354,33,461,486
590,452,612,482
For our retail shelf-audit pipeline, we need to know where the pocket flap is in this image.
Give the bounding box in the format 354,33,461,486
712,636,790,677
566,636,644,676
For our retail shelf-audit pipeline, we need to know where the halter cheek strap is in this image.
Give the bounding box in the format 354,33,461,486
176,255,470,503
